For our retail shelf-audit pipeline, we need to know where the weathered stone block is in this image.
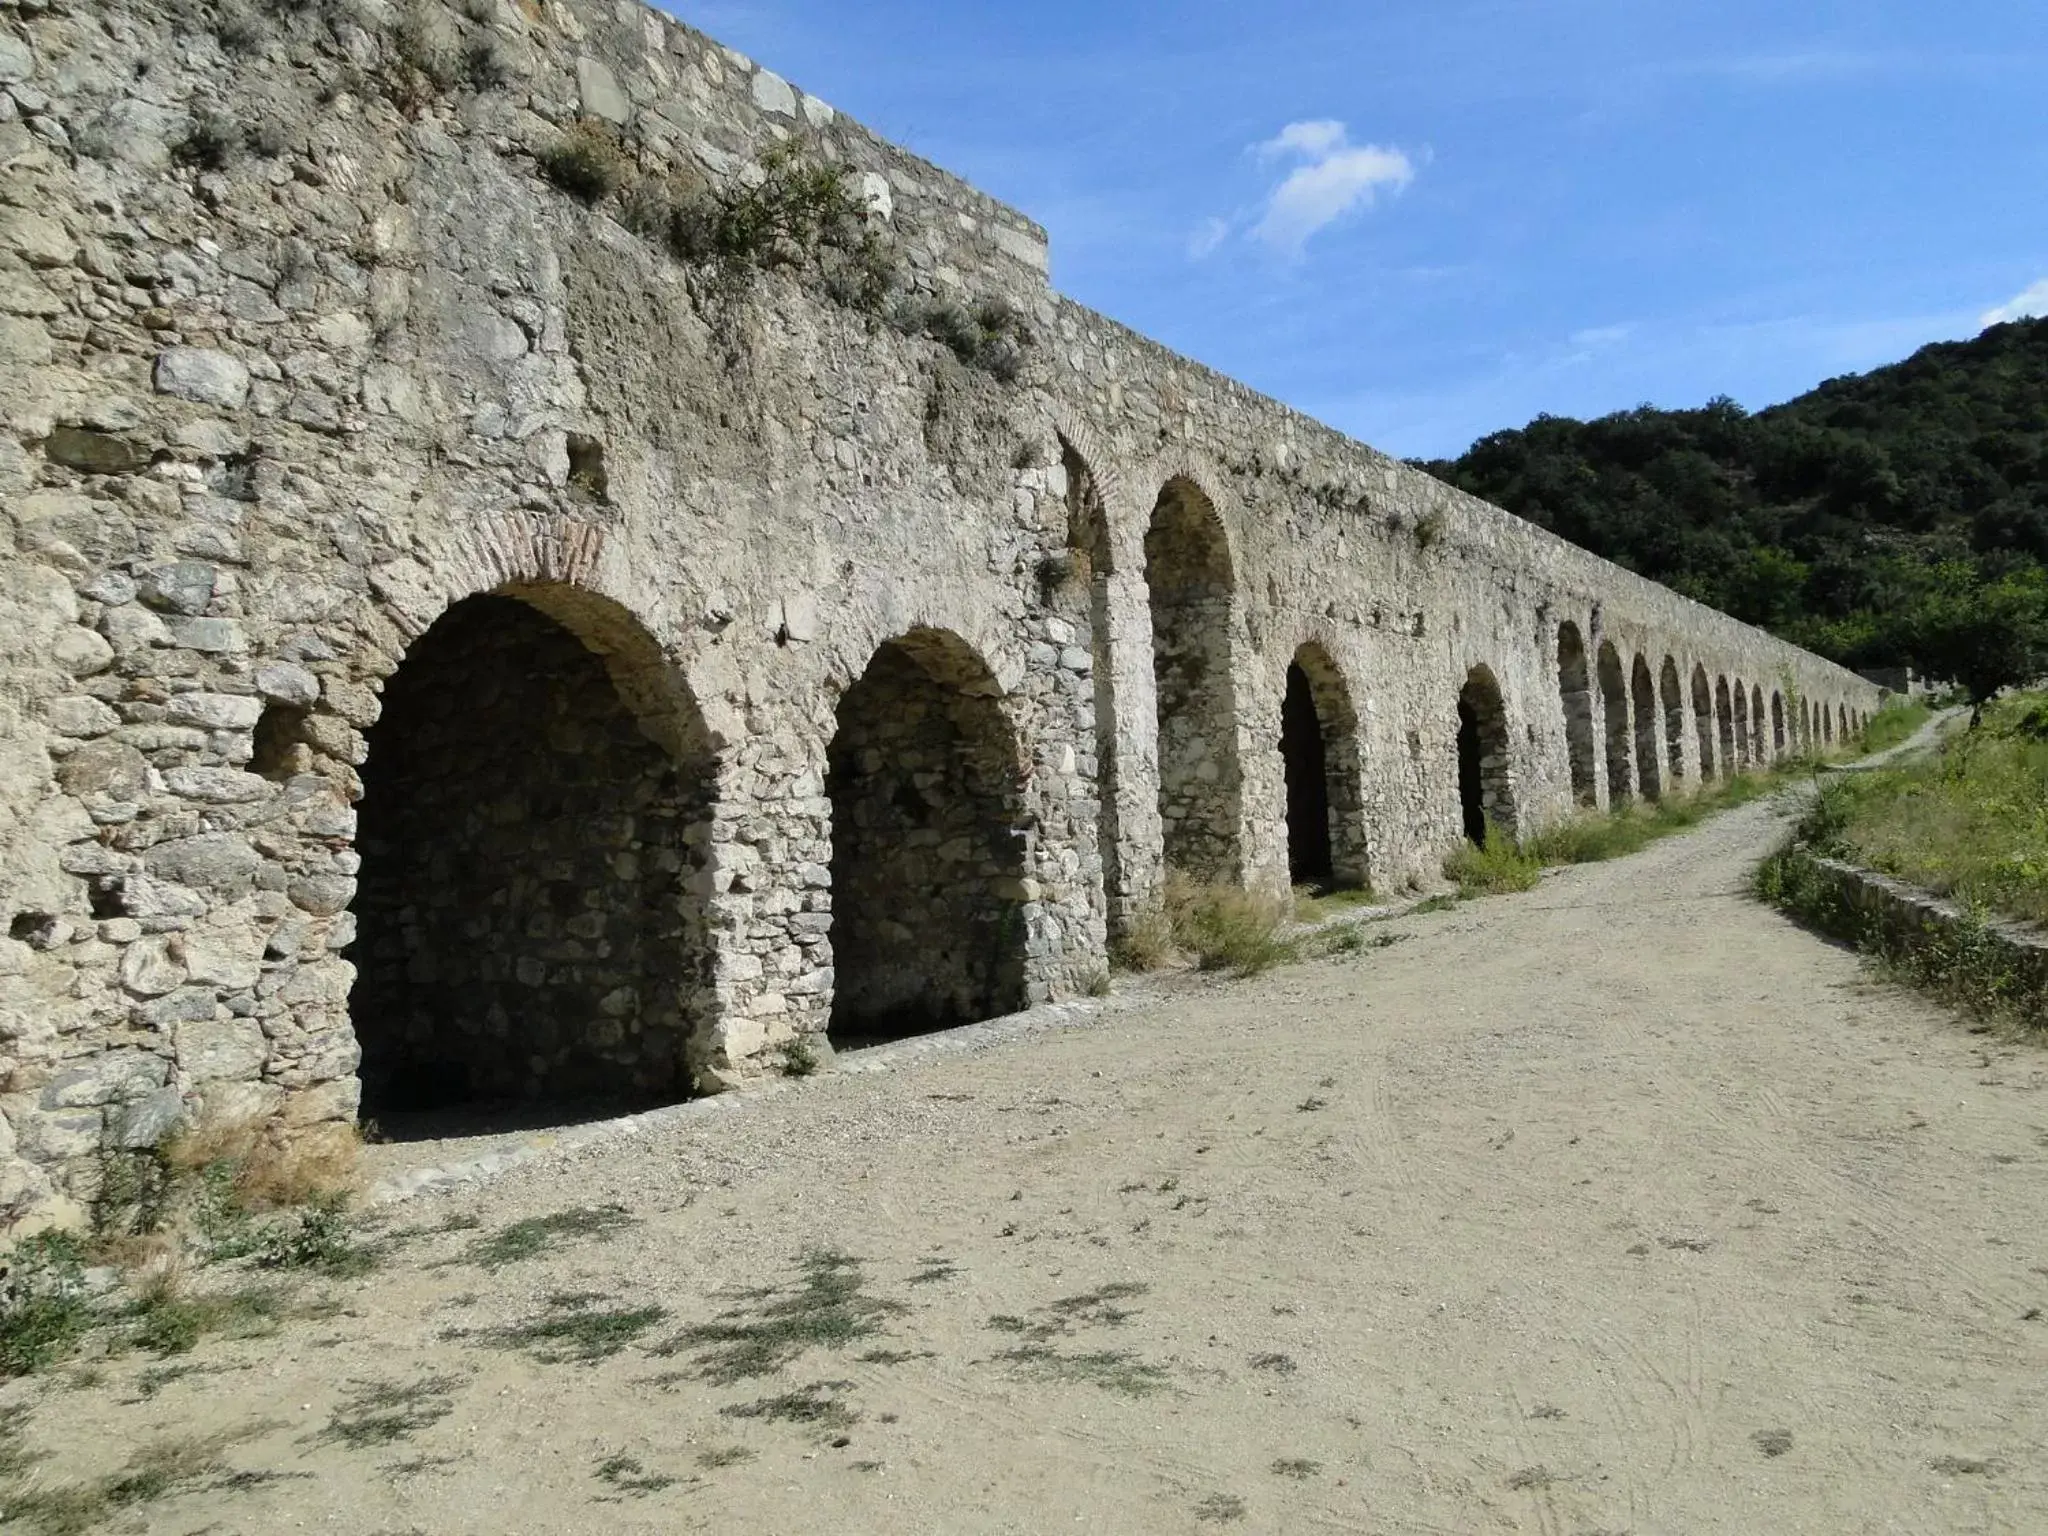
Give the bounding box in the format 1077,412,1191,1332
39,1049,168,1109
153,347,250,409
174,1017,268,1083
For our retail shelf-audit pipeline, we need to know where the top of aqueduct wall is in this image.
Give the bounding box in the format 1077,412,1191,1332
483,0,1864,696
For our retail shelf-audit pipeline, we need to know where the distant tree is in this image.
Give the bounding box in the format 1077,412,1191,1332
1420,316,2048,669
1897,563,2048,724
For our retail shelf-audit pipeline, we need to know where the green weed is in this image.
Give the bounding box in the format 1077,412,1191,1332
656,1250,906,1384
466,1206,636,1270
0,1233,91,1379
475,1293,668,1364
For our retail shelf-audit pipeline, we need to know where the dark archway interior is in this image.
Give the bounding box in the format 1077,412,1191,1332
826,633,1029,1049
1457,667,1515,847
1631,656,1662,801
1282,661,1333,883
349,594,708,1127
1146,479,1242,882
1456,697,1487,845
1597,642,1632,803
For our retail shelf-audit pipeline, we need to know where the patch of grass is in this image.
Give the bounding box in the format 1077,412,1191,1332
1271,1457,1320,1479
656,1250,906,1384
315,1374,466,1450
475,1293,668,1365
1110,903,1177,973
1506,1465,1554,1490
254,1199,375,1277
1751,1427,1794,1458
721,1380,860,1432
1407,894,1459,916
1248,1351,1298,1375
538,118,632,205
1443,829,1541,897
779,1036,821,1078
1165,874,1297,975
1080,967,1113,998
466,1205,636,1270
126,1283,289,1357
995,1343,1171,1398
1860,699,1933,755
0,1428,254,1536
593,1453,678,1497
0,1233,91,1380
697,1445,755,1469
1195,1491,1248,1522
899,295,1032,382
1802,693,2048,926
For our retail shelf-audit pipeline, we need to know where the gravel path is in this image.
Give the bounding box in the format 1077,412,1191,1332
8,768,2046,1534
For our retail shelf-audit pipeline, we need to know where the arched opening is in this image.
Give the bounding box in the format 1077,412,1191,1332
349,589,712,1126
1659,656,1685,788
1732,680,1751,766
1597,639,1632,805
1457,665,1517,846
1838,704,1849,743
826,629,1030,1048
1556,621,1598,806
1715,676,1735,772
1799,697,1812,750
1282,644,1369,889
1691,664,1716,781
1825,705,1837,745
1752,686,1767,760
1771,692,1787,757
1146,477,1242,881
1631,654,1662,801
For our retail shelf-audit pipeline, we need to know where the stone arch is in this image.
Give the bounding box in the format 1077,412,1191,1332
1556,620,1598,806
1457,664,1518,845
1597,639,1632,804
1731,679,1752,766
348,584,715,1121
825,627,1030,1047
1631,654,1662,801
1770,691,1787,757
1691,664,1716,781
1146,475,1243,881
1839,703,1850,743
1752,685,1767,760
1824,704,1836,745
1659,656,1685,787
1281,642,1369,888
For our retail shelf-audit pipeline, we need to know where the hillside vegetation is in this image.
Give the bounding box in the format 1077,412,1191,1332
1422,317,2048,675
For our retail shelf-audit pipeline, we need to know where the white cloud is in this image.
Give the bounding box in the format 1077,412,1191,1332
1258,119,1349,161
1187,216,1231,261
1981,277,2048,328
1250,121,1414,256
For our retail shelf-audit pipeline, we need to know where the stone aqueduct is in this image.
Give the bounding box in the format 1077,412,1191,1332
0,0,1882,1217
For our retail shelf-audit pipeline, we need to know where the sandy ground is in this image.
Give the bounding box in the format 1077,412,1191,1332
7,778,2048,1534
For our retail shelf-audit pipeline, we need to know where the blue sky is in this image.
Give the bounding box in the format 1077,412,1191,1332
664,0,2048,460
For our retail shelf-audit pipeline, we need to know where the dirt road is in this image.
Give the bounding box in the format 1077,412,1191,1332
9,784,2047,1533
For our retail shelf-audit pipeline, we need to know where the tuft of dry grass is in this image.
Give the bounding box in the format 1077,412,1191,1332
1164,873,1296,976
163,1119,361,1216
1110,903,1177,973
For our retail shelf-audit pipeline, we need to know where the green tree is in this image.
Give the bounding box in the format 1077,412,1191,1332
1897,563,2048,724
